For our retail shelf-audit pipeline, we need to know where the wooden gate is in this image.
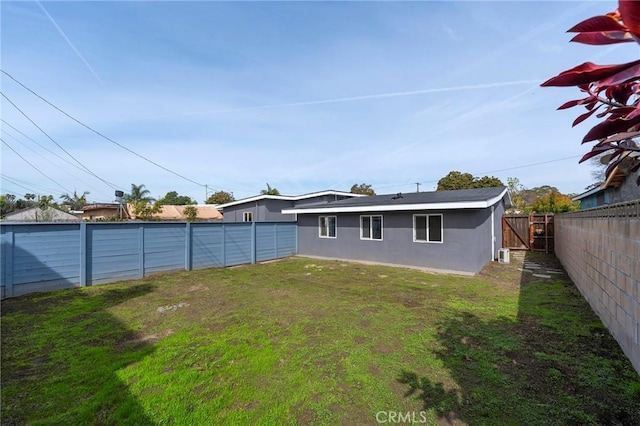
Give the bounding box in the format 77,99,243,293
502,214,554,253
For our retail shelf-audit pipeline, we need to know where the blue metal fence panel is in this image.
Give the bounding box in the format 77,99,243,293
224,223,252,266
1,221,298,298
1,226,9,299
276,223,297,258
87,224,140,285
143,224,185,275
256,223,277,262
11,224,81,295
191,224,225,269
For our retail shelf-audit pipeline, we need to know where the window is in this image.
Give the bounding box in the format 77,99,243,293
319,216,336,238
361,215,383,240
414,214,443,243
243,211,253,222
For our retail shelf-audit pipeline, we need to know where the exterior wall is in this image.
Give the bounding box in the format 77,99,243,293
1,222,297,299
297,207,497,274
610,170,640,204
223,200,295,222
554,201,640,373
222,194,361,222
580,189,614,210
83,208,120,220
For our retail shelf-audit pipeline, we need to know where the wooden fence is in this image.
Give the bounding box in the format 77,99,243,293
502,214,554,253
0,221,297,299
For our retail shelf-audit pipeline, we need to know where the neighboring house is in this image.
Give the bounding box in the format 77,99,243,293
82,203,129,221
2,207,81,222
282,187,511,275
216,190,366,223
572,186,615,210
127,204,223,221
573,168,640,210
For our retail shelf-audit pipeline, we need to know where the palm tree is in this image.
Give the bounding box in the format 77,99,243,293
260,183,280,196
124,184,155,203
60,190,90,211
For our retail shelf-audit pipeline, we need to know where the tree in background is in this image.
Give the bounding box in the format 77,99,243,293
183,205,198,222
437,171,504,191
0,194,17,217
205,190,235,205
350,183,376,196
506,177,527,212
542,1,640,186
130,201,162,221
531,190,580,214
60,191,90,211
157,191,195,206
124,184,155,204
260,183,280,196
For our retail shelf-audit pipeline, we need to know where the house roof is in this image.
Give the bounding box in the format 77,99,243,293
572,186,605,201
3,206,81,222
215,190,366,210
282,187,511,214
82,203,120,211
127,204,223,221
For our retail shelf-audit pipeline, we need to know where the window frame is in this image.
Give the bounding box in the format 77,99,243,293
319,215,337,239
413,213,443,244
360,214,383,241
242,211,253,222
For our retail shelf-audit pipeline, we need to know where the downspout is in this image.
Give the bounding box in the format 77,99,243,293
490,205,495,261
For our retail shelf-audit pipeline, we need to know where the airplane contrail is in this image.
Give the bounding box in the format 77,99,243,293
36,1,104,86
159,79,544,118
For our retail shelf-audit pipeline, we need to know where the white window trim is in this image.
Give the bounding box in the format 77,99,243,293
360,214,383,241
413,213,443,244
319,215,337,239
242,211,253,222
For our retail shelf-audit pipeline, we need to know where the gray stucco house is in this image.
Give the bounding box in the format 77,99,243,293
282,187,511,275
216,190,365,222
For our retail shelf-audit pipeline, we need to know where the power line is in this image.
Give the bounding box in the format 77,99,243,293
0,174,54,195
2,69,206,188
1,128,114,200
1,138,72,194
1,91,120,190
1,119,119,190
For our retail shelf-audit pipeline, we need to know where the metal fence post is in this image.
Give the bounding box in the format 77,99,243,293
185,222,192,271
80,222,87,286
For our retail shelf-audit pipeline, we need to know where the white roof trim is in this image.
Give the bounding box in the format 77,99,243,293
216,190,366,210
282,188,509,214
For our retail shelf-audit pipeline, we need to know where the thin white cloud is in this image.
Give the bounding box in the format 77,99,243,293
150,79,543,119
35,1,104,87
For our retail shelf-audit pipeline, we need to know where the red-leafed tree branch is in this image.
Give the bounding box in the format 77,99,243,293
542,1,640,186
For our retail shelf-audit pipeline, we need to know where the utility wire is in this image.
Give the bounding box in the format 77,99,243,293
0,174,54,195
1,91,120,190
1,138,72,194
1,173,69,195
1,128,113,199
2,69,206,188
1,119,119,189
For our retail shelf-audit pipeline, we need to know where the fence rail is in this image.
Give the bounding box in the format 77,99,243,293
1,221,297,299
562,199,640,218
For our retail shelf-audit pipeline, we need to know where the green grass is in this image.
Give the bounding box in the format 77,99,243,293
1,255,639,425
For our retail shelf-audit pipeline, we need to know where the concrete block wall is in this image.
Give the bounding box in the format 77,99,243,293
555,201,640,373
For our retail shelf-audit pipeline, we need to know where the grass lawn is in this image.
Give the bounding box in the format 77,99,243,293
2,253,639,425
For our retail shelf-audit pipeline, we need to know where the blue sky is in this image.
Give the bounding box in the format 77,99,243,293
0,0,634,203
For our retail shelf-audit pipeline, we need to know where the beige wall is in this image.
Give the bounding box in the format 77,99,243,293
82,208,120,220
555,201,640,373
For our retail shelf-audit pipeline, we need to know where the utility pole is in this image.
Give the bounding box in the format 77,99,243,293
415,182,421,192
205,184,209,203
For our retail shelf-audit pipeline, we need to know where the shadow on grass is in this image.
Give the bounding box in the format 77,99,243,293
398,252,640,425
1,248,157,425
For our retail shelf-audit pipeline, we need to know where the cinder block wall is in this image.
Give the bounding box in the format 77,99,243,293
555,201,640,373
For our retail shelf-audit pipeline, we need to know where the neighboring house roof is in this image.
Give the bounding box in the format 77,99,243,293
3,207,81,222
572,186,605,202
127,204,223,221
82,203,121,211
215,190,366,210
282,187,511,214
